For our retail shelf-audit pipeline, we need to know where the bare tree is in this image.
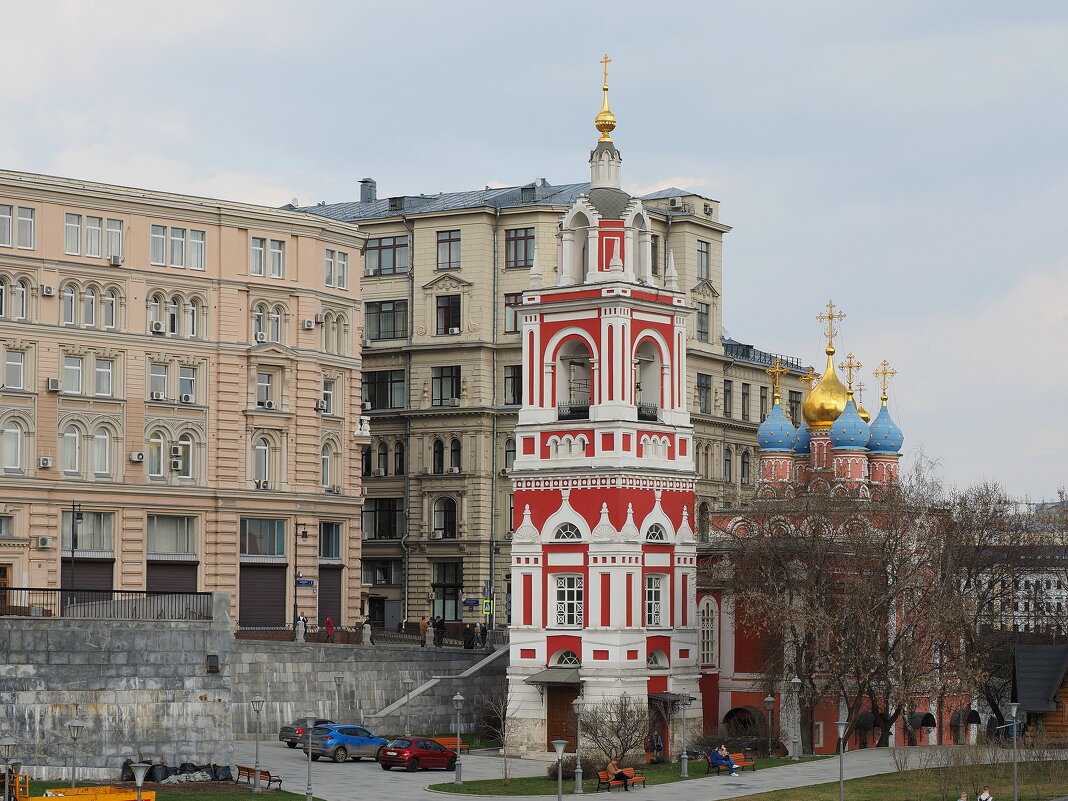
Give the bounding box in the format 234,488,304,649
578,695,649,764
477,691,518,785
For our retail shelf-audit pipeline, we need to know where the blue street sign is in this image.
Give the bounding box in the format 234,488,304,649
295,579,314,587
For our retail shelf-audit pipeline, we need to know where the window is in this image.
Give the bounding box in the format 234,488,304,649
85,217,102,257
361,446,371,476
394,442,406,475
95,359,113,396
503,365,522,405
107,219,123,260
5,351,24,390
268,239,285,278
13,280,26,319
363,498,404,540
268,306,282,342
723,380,733,418
651,234,660,275
324,250,336,286
741,383,751,421
696,302,710,342
61,510,113,551
450,438,461,470
556,650,581,666
646,524,666,542
375,441,389,474
321,443,335,486
61,285,76,325
699,598,718,666
92,427,110,475
364,369,406,409
433,497,457,538
256,372,274,407
184,299,199,337
697,373,711,414
240,518,285,556
363,559,401,585
189,230,205,270
432,439,445,474
741,451,751,485
431,366,461,406
82,288,97,327
432,561,463,620
697,240,710,279
504,293,523,333
169,227,185,267
150,225,166,265
366,300,408,340
365,236,409,275
436,229,461,270
166,297,178,334
65,214,82,254
103,290,116,328
504,438,516,470
319,521,341,559
151,225,205,269
63,357,83,395
760,386,769,421
2,420,22,470
505,227,534,268
788,390,802,426
176,433,193,479
148,431,164,477
645,575,664,626
436,295,461,334
250,238,265,276
336,251,348,288
322,379,335,415
179,367,196,400
148,515,195,555
61,426,81,473
0,206,10,247
724,447,733,482
554,523,581,541
150,363,168,397
17,208,34,250
253,438,271,481
554,575,583,626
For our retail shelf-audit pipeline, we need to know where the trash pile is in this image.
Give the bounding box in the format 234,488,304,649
120,760,233,783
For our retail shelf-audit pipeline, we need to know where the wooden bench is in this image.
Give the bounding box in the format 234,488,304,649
432,737,470,753
706,752,756,775
235,765,282,789
595,767,646,791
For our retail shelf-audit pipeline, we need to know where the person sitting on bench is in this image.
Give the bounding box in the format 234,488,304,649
606,758,630,791
710,745,740,777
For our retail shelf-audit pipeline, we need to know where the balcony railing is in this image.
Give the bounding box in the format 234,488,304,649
637,403,659,421
723,340,804,371
0,587,213,620
557,403,590,420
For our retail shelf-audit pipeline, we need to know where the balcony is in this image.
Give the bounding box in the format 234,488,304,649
637,403,659,422
557,403,590,421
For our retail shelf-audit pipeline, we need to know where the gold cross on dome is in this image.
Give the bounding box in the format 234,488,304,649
601,54,612,87
816,299,846,344
800,365,820,386
838,352,862,389
855,381,866,404
873,359,897,399
765,357,788,396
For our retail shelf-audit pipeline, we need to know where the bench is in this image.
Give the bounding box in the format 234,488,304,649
235,765,282,789
432,737,470,753
595,767,647,791
706,752,756,775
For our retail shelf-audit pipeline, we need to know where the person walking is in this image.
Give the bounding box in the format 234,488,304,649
324,616,336,643
418,616,429,647
296,611,308,642
478,622,488,648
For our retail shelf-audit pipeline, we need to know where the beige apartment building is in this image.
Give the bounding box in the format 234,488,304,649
0,170,367,628
298,177,805,631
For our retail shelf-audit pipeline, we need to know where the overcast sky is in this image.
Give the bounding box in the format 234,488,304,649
5,1,1066,500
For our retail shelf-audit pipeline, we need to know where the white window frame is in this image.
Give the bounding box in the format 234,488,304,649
177,433,194,479
250,237,265,276
148,431,165,477
268,239,285,278
179,366,196,400
65,214,82,255
322,379,335,415
0,205,10,247
5,351,24,390
150,225,166,265
150,363,168,397
85,216,102,257
2,420,22,471
336,251,348,289
63,356,83,395
699,597,718,666
93,427,110,475
644,574,665,627
169,227,186,268
17,208,34,250
62,425,81,473
324,249,335,287
106,219,123,259
188,230,205,270
95,359,113,397
554,574,583,627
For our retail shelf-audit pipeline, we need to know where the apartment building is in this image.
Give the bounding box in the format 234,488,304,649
299,177,804,630
0,170,367,627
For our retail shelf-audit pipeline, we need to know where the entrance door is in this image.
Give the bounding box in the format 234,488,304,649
545,684,580,752
0,564,9,588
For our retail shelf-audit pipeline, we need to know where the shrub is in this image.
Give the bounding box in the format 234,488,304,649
546,755,601,781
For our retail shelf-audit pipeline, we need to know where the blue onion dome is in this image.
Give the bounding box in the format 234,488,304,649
829,398,870,450
757,399,798,452
867,400,904,454
794,422,811,455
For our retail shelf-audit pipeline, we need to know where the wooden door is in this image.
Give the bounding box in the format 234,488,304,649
0,564,9,588
545,684,580,752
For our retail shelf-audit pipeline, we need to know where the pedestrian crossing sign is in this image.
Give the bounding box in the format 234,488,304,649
482,599,492,615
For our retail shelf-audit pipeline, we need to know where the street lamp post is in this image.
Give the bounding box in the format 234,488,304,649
66,718,86,788
292,524,309,642
679,692,693,778
834,719,848,801
763,694,776,759
571,696,585,793
131,763,151,801
790,676,802,761
304,714,315,801
0,737,15,801
403,678,415,736
333,676,343,721
452,693,465,785
68,502,82,605
1007,702,1019,801
551,740,568,801
251,694,265,793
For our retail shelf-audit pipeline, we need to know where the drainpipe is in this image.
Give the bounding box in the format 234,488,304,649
488,206,501,631
399,213,415,630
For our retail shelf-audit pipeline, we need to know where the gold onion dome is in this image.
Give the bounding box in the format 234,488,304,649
595,53,617,142
802,344,850,428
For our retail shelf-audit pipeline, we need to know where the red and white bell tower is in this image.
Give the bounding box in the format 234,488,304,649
507,59,701,754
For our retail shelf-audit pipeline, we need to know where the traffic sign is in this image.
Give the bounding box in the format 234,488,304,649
483,600,493,615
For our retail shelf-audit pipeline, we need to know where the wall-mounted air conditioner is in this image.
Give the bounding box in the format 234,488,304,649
169,459,183,471
314,400,328,411
35,536,53,550
362,402,372,410
254,479,270,490
46,378,61,392
150,391,167,401
430,530,444,540
129,451,145,462
373,469,385,477
254,332,267,343
449,398,460,407
108,254,123,266
314,313,327,324
448,327,460,335
41,285,56,296
447,467,460,474
668,197,684,209
263,399,276,410
150,321,165,333
301,319,315,330
179,394,193,404
38,456,53,469
169,445,183,458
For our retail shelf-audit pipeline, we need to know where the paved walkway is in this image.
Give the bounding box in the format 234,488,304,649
233,741,906,801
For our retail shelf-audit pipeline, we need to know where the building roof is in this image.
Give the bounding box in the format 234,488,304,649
1015,644,1068,713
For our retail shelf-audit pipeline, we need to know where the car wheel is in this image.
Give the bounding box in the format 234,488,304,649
375,747,385,761
406,758,419,772
381,764,392,771
287,742,298,749
332,747,348,763
446,758,456,771
310,755,320,762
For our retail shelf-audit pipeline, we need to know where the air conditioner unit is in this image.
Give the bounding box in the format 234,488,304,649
703,203,714,215
332,484,341,494
263,399,276,410
324,484,337,494
448,327,460,335
150,321,165,333
447,467,460,474
301,319,315,330
46,378,61,392
373,469,385,477
430,530,444,540
169,445,183,458
314,313,327,324
314,399,328,411
362,339,372,348
255,479,270,490
179,393,193,404
668,197,684,209
421,467,431,475
449,398,460,407
41,285,56,296
38,456,53,469
34,535,53,550
361,402,372,410
150,391,166,401
108,254,123,266
255,332,267,343
169,459,183,471
129,451,145,462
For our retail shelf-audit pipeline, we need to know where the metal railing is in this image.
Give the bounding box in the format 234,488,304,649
0,587,213,620
637,403,659,421
557,403,590,420
723,341,804,371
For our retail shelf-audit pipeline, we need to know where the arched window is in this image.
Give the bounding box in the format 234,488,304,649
83,288,97,327
185,299,199,338
62,425,80,472
268,306,282,343
254,437,270,482
102,289,117,329
0,277,6,317
450,437,461,470
2,419,22,470
394,442,406,475
698,502,711,543
433,497,457,538
252,304,266,340
92,427,110,475
432,439,445,474
166,296,179,334
147,430,165,476
177,433,194,479
724,447,733,482
61,285,76,325
504,438,516,470
361,446,371,476
647,649,669,669
377,441,389,474
699,597,718,666
554,523,581,541
13,280,27,319
555,650,581,666
646,524,666,541
321,443,334,486
335,314,347,355
741,451,751,485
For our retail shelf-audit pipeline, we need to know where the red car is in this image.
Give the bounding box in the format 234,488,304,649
377,737,457,771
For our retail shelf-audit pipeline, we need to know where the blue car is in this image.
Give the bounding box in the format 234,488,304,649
306,724,389,763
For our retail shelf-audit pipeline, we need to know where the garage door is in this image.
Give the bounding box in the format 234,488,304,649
239,565,287,627
318,566,343,625
146,562,198,593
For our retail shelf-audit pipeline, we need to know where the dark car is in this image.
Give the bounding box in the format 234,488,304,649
278,718,335,748
376,737,457,772
305,725,389,763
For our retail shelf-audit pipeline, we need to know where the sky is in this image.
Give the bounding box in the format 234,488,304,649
4,1,1066,501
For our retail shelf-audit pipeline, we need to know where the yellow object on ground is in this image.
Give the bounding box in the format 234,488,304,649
26,788,155,801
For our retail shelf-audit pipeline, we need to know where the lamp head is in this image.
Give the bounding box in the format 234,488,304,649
66,718,87,741
305,715,316,730
572,695,585,714
0,737,16,759
834,719,848,739
452,692,464,711
131,763,152,788
790,676,802,692
251,694,265,713
334,675,344,688
1007,702,1019,720
551,739,568,757
764,694,775,712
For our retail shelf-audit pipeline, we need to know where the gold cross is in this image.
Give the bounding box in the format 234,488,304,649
800,365,820,386
873,359,897,399
601,54,612,87
765,357,788,396
816,299,846,343
838,352,862,389
855,381,866,405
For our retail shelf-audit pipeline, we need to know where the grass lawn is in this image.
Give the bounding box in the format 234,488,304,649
25,780,324,801
428,756,829,795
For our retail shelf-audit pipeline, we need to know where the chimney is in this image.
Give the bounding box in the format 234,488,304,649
359,178,377,203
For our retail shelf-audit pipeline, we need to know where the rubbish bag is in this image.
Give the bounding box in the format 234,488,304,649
215,765,233,782
196,765,213,778
149,764,169,783
120,760,134,782
178,763,198,775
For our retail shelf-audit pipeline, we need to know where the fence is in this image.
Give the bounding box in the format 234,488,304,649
0,587,213,621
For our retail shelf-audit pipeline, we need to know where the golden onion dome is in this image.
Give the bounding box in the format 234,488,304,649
595,54,617,142
856,400,871,423
802,344,850,428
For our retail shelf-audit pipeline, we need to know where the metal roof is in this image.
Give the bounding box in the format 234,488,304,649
523,666,581,686
1015,644,1068,713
